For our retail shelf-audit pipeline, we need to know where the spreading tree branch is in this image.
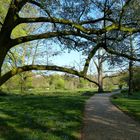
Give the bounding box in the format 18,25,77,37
80,17,115,25
11,30,77,46
119,0,132,25
18,16,140,35
103,46,140,62
11,30,97,47
0,65,99,87
82,44,101,74
93,60,99,71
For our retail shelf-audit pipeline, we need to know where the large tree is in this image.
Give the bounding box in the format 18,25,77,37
0,0,140,88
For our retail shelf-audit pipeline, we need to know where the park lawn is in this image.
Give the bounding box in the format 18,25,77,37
0,90,93,140
111,91,140,122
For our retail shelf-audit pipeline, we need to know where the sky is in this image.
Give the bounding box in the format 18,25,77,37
50,47,98,74
53,50,83,67
34,41,84,68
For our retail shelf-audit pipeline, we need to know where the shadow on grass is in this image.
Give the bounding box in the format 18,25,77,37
0,116,27,140
0,94,89,140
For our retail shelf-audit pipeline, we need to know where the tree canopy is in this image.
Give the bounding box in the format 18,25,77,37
0,0,140,87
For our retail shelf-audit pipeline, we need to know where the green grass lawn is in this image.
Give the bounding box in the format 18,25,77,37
111,91,140,122
0,90,93,140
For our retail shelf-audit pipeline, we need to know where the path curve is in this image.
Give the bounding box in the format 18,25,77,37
82,92,140,140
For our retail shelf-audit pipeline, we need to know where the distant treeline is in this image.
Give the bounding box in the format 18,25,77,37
1,66,140,92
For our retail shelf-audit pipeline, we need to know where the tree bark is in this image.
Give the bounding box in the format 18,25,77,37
98,69,104,93
0,65,100,87
128,35,134,96
0,45,10,77
128,60,133,95
97,49,104,93
0,48,8,94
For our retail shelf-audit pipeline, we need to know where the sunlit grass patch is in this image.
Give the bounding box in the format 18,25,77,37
111,91,140,122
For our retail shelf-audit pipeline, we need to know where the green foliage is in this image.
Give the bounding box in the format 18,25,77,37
2,72,34,91
0,1,36,38
2,73,97,92
132,67,140,91
22,74,34,90
120,67,140,91
0,91,91,140
0,0,11,23
103,77,118,91
55,78,65,89
2,76,21,90
49,75,65,90
11,24,28,38
77,78,88,89
104,78,114,91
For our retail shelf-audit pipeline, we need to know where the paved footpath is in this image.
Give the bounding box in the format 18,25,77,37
82,92,140,140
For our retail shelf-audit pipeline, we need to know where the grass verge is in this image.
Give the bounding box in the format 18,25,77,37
0,90,93,140
111,91,140,122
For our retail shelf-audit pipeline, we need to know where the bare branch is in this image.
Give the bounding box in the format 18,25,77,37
93,60,99,71
80,17,115,25
103,74,120,79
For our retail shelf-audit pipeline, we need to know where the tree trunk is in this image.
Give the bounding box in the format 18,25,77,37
0,47,9,77
128,35,134,96
98,84,104,93
128,60,133,96
97,49,104,93
0,40,11,89
98,71,104,93
0,47,9,93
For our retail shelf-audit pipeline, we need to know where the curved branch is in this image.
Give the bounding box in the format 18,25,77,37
103,47,140,62
11,30,77,46
0,65,99,87
11,30,97,47
82,44,101,74
19,16,115,25
93,60,99,71
14,16,140,47
18,17,90,34
18,17,140,34
80,17,115,25
19,17,74,25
